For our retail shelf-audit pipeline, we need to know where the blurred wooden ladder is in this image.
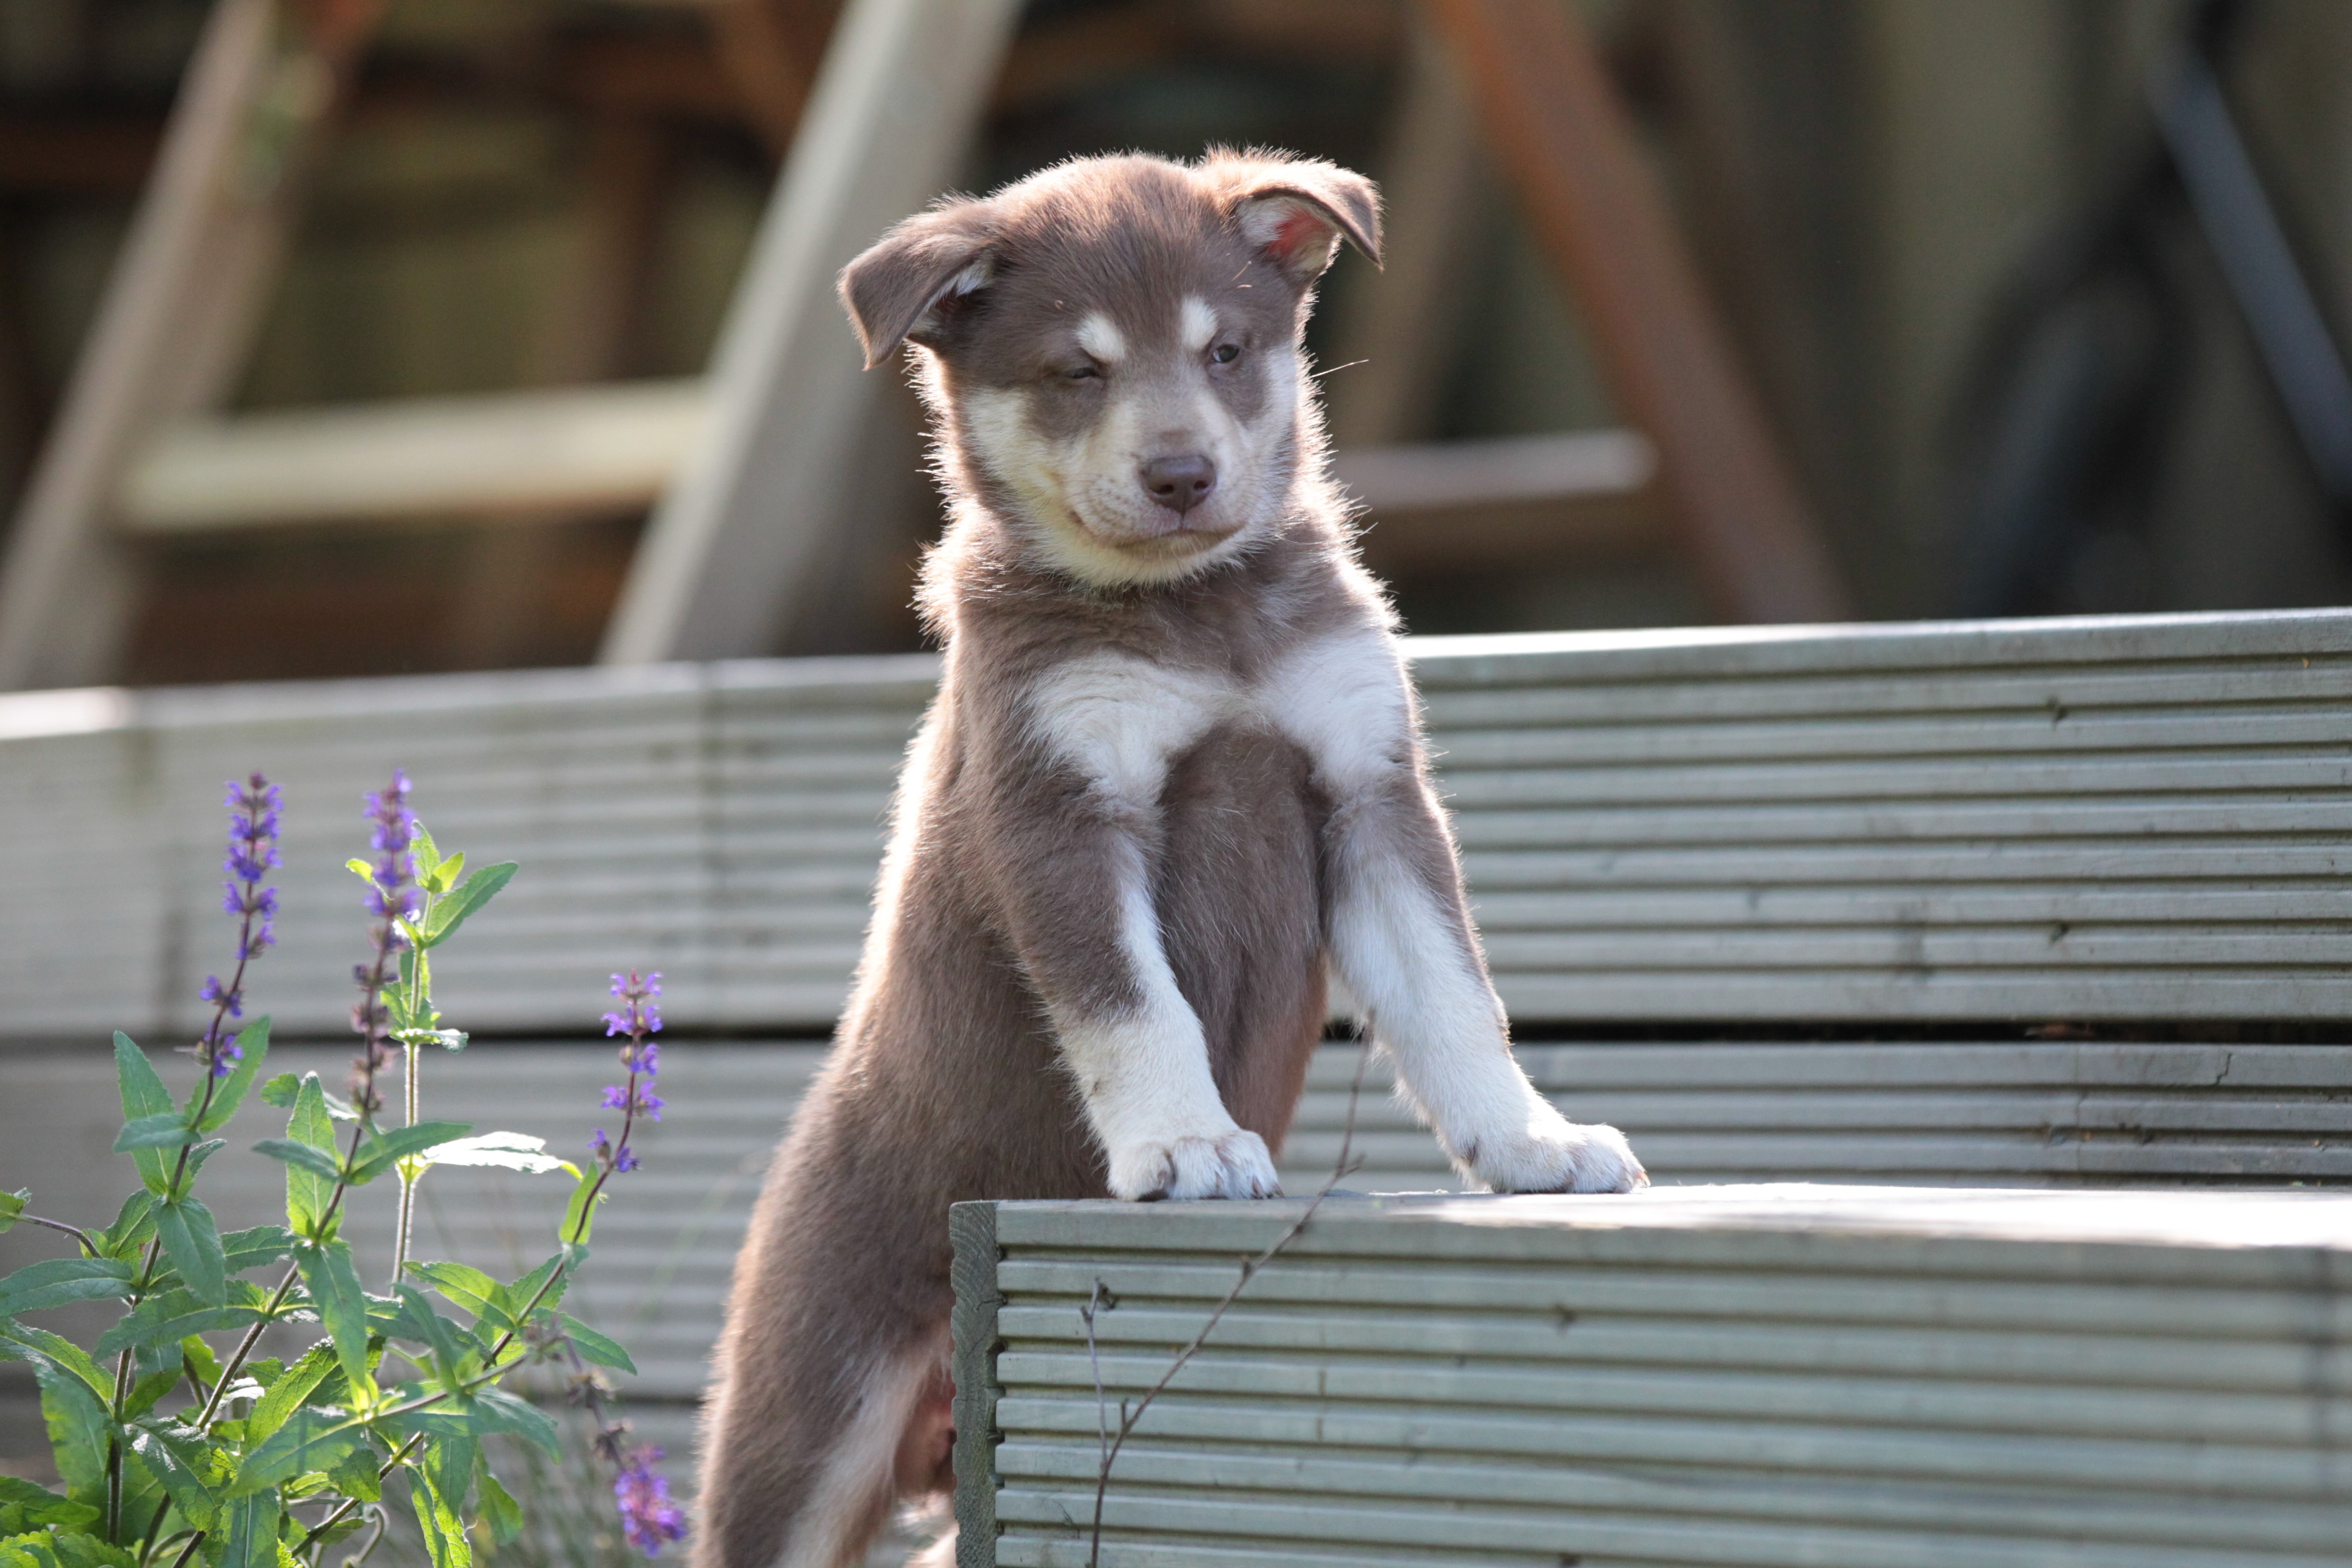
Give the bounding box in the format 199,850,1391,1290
0,0,1845,693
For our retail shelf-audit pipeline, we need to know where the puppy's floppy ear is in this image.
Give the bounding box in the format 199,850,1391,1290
1205,152,1383,284
838,201,995,369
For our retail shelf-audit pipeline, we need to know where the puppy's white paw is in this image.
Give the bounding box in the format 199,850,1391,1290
1109,1127,1281,1201
1465,1111,1647,1194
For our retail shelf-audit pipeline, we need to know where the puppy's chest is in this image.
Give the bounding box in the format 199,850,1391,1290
1025,634,1407,808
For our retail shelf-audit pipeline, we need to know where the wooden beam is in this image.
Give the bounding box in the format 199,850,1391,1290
0,0,385,689
600,0,1023,665
118,380,707,533
1421,0,1852,623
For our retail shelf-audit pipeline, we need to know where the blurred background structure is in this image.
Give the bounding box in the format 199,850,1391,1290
0,0,2349,687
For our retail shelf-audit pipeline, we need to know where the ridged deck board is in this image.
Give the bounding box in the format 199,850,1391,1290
956,1190,2352,1568
9,610,2352,1033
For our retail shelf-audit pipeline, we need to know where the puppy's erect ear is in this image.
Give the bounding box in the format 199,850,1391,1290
838,202,995,369
1206,153,1383,284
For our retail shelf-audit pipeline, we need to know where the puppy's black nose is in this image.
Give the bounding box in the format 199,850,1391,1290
1140,453,1217,514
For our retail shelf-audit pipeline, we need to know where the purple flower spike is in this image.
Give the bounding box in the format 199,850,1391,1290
613,1448,687,1556
592,970,665,1175
193,773,280,1076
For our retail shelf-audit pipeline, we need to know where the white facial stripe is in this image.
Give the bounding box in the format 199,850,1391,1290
1075,313,1127,363
1180,296,1217,352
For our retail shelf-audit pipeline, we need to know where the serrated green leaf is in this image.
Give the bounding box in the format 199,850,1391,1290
325,1439,381,1505
113,1034,174,1196
0,1529,135,1568
402,1263,504,1330
220,1226,295,1276
409,821,442,883
384,1289,478,1391
504,1253,570,1320
211,1488,280,1568
229,1407,363,1498
178,1139,228,1185
257,1074,300,1109
244,1343,336,1449
94,1291,263,1361
0,1259,134,1317
294,1242,372,1402
110,1113,193,1154
192,1017,270,1132
474,1459,519,1545
279,1074,340,1242
124,1418,217,1529
346,1122,472,1188
155,1198,226,1307
251,1139,343,1185
0,1191,25,1235
558,1315,636,1375
31,1360,109,1504
0,1322,110,1403
418,862,516,949
468,1389,559,1458
406,1427,474,1568
120,1363,183,1422
426,849,466,897
0,1476,97,1535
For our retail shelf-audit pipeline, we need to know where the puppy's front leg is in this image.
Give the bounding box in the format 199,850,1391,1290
1041,827,1280,1201
991,664,1278,1201
1278,634,1645,1194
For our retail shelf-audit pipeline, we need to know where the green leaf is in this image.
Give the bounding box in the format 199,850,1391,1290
245,1343,337,1448
346,1122,473,1188
277,1075,340,1240
113,1034,174,1196
124,1419,217,1529
31,1361,109,1505
557,1172,604,1246
0,1191,24,1235
384,1289,478,1391
325,1440,381,1505
418,862,516,949
257,1074,300,1109
0,1530,135,1568
294,1241,372,1401
178,1139,228,1185
558,1315,636,1376
410,821,442,884
92,1193,154,1262
468,1389,559,1458
192,1017,271,1132
0,1477,97,1535
250,1139,343,1185
413,1132,575,1178
345,858,375,883
220,1226,296,1276
426,850,466,898
112,1114,194,1153
230,1407,363,1498
211,1489,280,1568
93,1291,263,1360
402,1264,504,1331
154,1198,227,1308
406,1428,474,1568
120,1363,183,1422
0,1259,134,1317
474,1459,520,1545
0,1322,111,1403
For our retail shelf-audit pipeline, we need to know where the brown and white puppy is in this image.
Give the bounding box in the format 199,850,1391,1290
695,150,1645,1568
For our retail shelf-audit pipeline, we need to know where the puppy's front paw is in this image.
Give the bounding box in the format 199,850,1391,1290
1109,1127,1281,1201
1467,1112,1647,1194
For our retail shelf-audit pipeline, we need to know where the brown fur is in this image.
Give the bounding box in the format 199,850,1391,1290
697,149,1638,1568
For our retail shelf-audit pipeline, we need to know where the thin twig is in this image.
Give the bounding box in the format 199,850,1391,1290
1083,1038,1372,1568
17,1214,100,1256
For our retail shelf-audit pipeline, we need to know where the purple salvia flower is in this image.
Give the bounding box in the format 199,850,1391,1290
193,773,280,1076
350,769,417,1113
612,1447,686,1556
593,970,663,1173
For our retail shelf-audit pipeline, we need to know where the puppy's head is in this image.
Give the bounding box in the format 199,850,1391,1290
841,150,1380,587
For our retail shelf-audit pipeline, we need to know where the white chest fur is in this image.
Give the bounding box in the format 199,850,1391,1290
1023,627,1410,809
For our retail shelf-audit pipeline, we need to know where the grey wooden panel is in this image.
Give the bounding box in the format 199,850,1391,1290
959,1190,2352,1567
8,610,2352,1032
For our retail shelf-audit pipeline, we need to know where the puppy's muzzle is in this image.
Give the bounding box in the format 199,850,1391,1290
1139,453,1218,516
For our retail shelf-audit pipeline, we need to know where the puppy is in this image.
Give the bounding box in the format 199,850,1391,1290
696,149,1646,1568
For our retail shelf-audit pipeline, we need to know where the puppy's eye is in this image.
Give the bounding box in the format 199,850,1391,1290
1211,342,1241,365
1062,364,1100,381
